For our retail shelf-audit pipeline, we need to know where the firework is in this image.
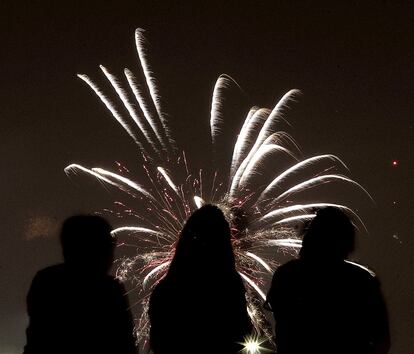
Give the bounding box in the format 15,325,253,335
65,28,370,349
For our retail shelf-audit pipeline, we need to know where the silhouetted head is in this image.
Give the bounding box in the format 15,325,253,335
299,207,355,262
60,215,115,274
168,204,236,278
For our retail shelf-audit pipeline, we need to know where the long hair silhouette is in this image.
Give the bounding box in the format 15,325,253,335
149,205,252,354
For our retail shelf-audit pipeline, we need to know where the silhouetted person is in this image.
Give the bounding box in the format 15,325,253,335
266,207,390,354
24,215,138,354
149,204,252,354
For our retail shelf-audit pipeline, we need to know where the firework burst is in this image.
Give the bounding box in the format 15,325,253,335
65,28,370,349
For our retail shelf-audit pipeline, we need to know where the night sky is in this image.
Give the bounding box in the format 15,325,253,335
1,1,413,353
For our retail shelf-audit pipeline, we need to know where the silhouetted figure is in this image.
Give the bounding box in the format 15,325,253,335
266,207,390,354
149,204,252,354
24,215,138,354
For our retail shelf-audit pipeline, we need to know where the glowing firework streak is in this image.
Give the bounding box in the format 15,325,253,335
274,214,316,225
258,154,348,200
210,74,236,145
92,168,155,201
230,106,261,178
124,68,169,153
157,167,180,196
271,174,371,204
230,90,300,197
257,202,368,232
65,164,122,188
239,273,266,301
111,226,168,246
267,238,303,248
194,196,205,209
238,142,296,188
245,252,273,273
135,29,172,146
111,226,163,237
142,262,170,289
345,260,375,276
100,65,161,155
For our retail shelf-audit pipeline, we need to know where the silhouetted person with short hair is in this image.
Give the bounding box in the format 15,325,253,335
24,215,138,354
266,207,390,354
149,204,252,354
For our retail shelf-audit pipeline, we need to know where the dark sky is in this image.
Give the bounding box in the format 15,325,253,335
1,1,413,353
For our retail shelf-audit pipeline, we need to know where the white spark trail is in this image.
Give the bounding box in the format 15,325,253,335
272,174,371,204
229,108,270,189
258,154,348,201
238,142,296,188
135,29,172,144
274,214,316,225
229,106,261,178
260,89,300,139
111,226,163,236
92,168,156,201
241,90,299,163
99,65,161,155
157,167,180,196
124,68,169,152
267,238,303,248
272,131,301,154
231,135,294,197
143,262,170,289
245,252,273,273
239,273,266,301
65,164,118,187
193,196,205,209
260,202,353,222
77,74,144,150
230,90,299,197
210,74,236,145
257,202,367,233
345,260,375,276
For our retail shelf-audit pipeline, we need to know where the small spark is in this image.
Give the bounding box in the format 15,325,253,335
392,234,402,244
241,334,267,353
392,160,398,167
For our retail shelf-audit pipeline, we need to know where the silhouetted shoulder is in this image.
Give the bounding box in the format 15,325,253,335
148,278,171,313
268,259,303,284
29,263,122,296
328,261,380,293
27,264,67,308
266,259,302,308
269,259,379,293
341,261,384,298
273,259,302,274
25,264,137,354
32,263,66,281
